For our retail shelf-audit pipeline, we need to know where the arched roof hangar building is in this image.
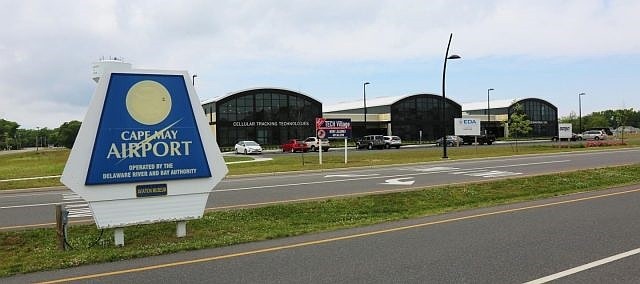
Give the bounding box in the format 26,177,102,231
201,89,558,146
463,98,558,138
325,95,558,141
324,93,462,141
202,88,322,147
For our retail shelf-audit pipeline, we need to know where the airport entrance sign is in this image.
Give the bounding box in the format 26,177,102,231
61,69,228,229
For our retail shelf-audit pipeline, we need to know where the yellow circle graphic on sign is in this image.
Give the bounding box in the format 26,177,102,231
126,80,172,125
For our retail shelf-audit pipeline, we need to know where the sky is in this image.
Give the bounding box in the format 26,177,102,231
1,0,639,130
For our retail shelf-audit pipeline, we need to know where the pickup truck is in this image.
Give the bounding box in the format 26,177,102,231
303,137,330,152
460,134,496,145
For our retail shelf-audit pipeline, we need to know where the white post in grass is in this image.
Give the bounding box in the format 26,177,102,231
344,138,348,164
115,228,124,246
177,221,187,238
319,137,323,165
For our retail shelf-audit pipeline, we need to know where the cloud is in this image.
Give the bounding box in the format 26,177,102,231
0,0,639,128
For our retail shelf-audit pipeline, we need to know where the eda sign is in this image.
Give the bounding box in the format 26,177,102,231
454,118,481,136
61,70,228,229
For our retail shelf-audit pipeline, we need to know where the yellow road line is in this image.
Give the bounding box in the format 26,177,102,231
38,187,640,284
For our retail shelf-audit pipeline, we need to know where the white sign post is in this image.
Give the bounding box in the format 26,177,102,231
455,118,481,150
559,123,573,140
316,118,352,164
61,69,228,246
344,138,348,164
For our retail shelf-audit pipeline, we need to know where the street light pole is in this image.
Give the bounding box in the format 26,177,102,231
487,88,494,135
441,33,461,159
36,126,40,152
192,74,198,86
363,82,370,135
579,92,586,133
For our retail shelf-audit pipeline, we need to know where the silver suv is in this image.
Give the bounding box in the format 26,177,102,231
383,135,402,149
582,130,607,140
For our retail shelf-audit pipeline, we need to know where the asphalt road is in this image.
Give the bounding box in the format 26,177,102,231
6,185,640,283
1,148,639,230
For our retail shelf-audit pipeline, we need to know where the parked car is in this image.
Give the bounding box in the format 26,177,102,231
303,137,330,152
234,140,262,155
355,135,386,150
587,128,613,136
281,139,309,153
435,135,463,147
382,135,402,149
582,130,608,140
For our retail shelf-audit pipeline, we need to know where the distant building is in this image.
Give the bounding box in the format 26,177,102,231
323,95,558,141
202,88,322,147
463,98,558,138
508,98,558,137
324,94,462,141
202,91,559,145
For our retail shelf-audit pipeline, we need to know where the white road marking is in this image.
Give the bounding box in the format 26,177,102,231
523,247,640,284
450,171,476,175
62,194,92,218
0,201,84,210
2,160,571,208
0,175,61,182
411,166,460,172
465,170,522,178
381,177,415,185
325,174,380,178
62,193,83,201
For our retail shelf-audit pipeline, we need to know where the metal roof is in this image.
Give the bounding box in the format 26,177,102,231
199,87,320,105
461,98,518,111
324,93,445,113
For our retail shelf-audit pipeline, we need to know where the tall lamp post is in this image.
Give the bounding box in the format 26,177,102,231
192,74,198,86
363,82,370,135
441,33,461,159
35,126,40,152
487,88,494,135
578,92,586,133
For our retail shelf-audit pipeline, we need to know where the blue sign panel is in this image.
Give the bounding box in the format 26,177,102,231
85,73,211,185
316,118,352,139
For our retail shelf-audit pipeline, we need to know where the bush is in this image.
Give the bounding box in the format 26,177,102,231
585,140,626,148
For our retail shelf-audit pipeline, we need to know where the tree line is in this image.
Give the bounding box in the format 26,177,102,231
2,107,638,150
559,108,640,133
0,119,81,150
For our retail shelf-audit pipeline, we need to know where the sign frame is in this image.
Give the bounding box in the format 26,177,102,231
558,123,573,139
315,118,352,139
61,69,228,229
454,118,481,136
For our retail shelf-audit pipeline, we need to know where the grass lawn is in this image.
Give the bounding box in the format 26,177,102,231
1,135,639,189
0,150,250,190
1,164,639,277
226,137,639,175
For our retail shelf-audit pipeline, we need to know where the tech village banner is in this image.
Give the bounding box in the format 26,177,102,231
86,74,211,185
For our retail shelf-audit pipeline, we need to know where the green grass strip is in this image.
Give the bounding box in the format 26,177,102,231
2,164,640,277
4,138,639,190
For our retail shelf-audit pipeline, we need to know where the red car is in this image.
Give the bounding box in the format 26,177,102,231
281,139,309,153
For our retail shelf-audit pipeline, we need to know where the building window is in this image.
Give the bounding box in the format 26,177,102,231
391,94,462,141
214,89,321,147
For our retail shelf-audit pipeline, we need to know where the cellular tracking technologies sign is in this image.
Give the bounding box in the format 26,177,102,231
61,70,227,229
